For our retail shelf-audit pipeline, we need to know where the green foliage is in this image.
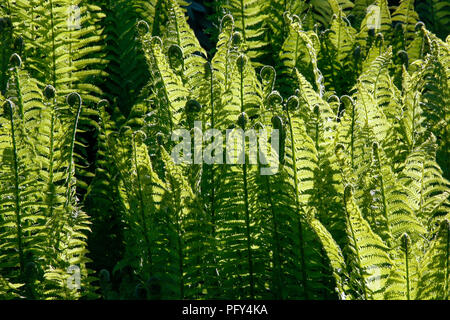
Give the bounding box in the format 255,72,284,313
415,0,450,40
0,63,93,299
0,0,449,300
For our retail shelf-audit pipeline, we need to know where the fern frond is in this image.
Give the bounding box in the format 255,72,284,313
159,146,215,299
356,0,392,52
391,0,419,48
318,11,357,95
399,137,450,225
221,0,268,64
278,23,324,97
415,0,450,40
343,186,393,300
305,210,349,299
163,0,208,96
217,52,262,129
366,142,426,242
416,219,449,300
141,36,189,133
282,96,339,299
99,1,150,115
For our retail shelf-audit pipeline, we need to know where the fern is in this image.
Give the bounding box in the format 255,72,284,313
399,137,450,225
281,93,339,299
0,59,93,299
415,0,450,40
97,0,150,116
278,21,323,97
416,219,449,300
391,0,419,49
1,0,449,301
343,186,393,300
141,35,189,133
219,0,268,64
318,10,357,95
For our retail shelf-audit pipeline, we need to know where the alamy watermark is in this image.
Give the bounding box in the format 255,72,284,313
67,265,81,290
367,5,381,31
171,121,280,175
67,5,81,30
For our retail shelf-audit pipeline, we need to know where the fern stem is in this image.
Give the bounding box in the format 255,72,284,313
264,175,283,299
243,161,255,299
176,221,184,299
7,102,25,277
240,61,244,114
374,147,391,238
239,0,246,41
170,187,184,299
46,102,57,253
411,92,419,150
445,222,449,300
209,63,216,232
13,68,24,119
350,100,356,169
419,161,425,214
65,99,82,208
344,198,369,300
205,65,222,294
131,138,153,272
285,110,309,299
49,0,57,87
404,238,410,300
238,66,254,298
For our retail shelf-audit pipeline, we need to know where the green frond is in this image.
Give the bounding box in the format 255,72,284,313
416,219,449,300
383,233,420,300
306,210,349,299
343,186,393,300
278,24,323,97
163,0,208,96
356,0,392,52
221,0,268,64
217,52,263,129
95,1,150,116
397,65,429,153
399,137,450,224
415,0,450,40
210,14,236,95
353,83,391,146
159,146,214,299
391,0,419,48
282,96,340,299
318,11,357,95
141,36,189,133
365,142,426,242
265,0,308,52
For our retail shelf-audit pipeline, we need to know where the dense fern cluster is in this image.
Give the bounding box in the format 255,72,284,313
0,0,448,300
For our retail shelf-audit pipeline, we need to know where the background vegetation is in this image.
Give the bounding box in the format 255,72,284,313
0,0,448,300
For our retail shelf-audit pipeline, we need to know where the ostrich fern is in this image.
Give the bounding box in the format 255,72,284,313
0,0,449,300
